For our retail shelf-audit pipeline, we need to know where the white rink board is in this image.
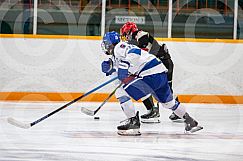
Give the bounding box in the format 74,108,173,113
0,38,243,95
0,102,243,161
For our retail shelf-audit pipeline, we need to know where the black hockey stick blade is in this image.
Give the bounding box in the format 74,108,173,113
81,107,95,116
7,117,31,129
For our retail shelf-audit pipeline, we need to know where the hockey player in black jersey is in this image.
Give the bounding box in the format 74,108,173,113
120,22,183,123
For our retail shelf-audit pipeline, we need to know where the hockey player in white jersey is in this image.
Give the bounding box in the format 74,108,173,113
101,31,203,134
101,31,140,136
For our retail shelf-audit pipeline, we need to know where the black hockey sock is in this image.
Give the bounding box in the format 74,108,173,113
168,82,173,93
142,96,154,111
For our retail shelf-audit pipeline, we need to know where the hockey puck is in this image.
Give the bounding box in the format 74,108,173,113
94,117,100,120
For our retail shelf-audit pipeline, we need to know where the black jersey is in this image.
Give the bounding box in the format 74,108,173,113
129,30,171,60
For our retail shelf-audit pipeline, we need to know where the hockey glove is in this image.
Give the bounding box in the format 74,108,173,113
101,60,116,76
118,68,136,84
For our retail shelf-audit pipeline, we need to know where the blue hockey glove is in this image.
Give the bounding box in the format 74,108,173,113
118,68,129,83
106,68,116,76
101,60,116,76
118,68,137,84
118,68,128,81
101,61,111,73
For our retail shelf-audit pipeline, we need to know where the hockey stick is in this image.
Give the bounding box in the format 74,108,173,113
7,77,118,129
81,83,122,116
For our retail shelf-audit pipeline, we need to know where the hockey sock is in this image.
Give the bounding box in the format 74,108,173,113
119,96,136,118
173,103,186,119
142,95,154,111
168,81,173,93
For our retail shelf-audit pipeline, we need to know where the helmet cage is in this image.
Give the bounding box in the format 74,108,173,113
101,39,113,55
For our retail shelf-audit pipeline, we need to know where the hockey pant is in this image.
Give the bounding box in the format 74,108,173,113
123,72,186,118
141,58,174,103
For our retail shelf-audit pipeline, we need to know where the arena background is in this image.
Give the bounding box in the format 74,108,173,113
0,0,243,104
1,1,243,161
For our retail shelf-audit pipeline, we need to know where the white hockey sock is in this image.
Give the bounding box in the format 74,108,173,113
173,104,186,118
121,99,136,118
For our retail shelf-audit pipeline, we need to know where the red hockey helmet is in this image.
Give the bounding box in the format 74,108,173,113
120,22,138,41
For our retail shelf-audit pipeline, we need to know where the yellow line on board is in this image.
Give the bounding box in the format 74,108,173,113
1,34,243,43
0,34,101,40
0,92,117,102
179,95,243,104
155,38,243,44
0,92,243,104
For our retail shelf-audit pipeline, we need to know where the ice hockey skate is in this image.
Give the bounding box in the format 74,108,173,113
141,106,160,123
169,112,185,123
184,113,203,133
117,111,141,136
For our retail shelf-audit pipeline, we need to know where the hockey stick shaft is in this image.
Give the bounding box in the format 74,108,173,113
81,83,122,116
94,88,116,114
94,83,122,114
29,76,118,127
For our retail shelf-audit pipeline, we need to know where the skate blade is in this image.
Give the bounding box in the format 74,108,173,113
117,129,141,136
141,118,160,124
185,126,203,134
171,119,185,123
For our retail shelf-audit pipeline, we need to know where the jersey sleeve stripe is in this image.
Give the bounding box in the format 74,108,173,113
127,48,141,55
139,58,162,74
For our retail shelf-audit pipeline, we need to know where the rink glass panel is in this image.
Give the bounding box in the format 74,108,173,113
171,0,234,39
0,0,34,34
104,0,169,38
0,0,241,39
238,0,243,39
36,0,101,35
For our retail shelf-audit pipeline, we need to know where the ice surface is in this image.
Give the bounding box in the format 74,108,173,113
0,102,243,161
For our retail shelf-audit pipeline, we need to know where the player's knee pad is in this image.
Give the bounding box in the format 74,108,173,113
161,99,180,110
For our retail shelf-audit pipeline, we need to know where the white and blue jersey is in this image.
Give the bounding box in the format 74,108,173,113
113,42,174,104
113,42,167,78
